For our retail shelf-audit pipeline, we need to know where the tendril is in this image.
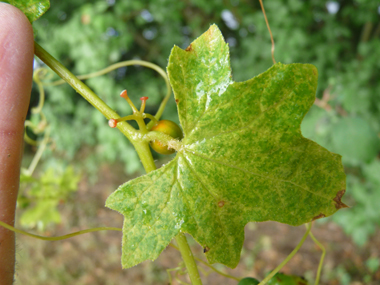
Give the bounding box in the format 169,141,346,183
259,0,276,64
258,223,312,285
308,228,325,285
0,220,121,241
40,59,172,126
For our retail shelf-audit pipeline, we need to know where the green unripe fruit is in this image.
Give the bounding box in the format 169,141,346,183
150,120,183,155
238,277,260,285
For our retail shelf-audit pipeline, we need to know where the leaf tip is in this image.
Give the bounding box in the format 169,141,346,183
333,189,349,209
185,43,193,52
205,23,222,39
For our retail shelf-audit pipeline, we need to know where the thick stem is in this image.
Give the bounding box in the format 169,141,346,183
175,233,203,285
132,140,157,173
34,42,137,139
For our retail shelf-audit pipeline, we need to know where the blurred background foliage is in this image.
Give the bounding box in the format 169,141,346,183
21,0,380,280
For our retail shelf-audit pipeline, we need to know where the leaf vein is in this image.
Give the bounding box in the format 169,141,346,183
184,150,329,200
126,166,177,253
188,68,280,138
182,153,237,254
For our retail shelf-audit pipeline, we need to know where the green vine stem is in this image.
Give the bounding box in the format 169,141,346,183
24,120,39,146
308,229,325,285
25,128,50,176
0,220,121,241
132,139,157,173
169,243,241,282
32,68,47,114
34,42,137,141
167,264,189,285
175,232,203,285
41,59,172,129
258,223,312,285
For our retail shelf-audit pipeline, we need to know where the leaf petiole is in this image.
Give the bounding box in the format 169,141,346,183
143,131,182,152
175,233,203,285
169,243,241,282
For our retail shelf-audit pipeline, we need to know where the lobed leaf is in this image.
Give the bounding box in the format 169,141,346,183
106,25,346,268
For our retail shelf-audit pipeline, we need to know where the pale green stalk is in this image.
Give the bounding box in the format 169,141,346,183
132,140,157,173
0,220,121,241
34,42,137,140
26,128,50,175
175,233,203,285
258,223,312,285
32,68,46,113
308,230,325,285
41,58,172,129
169,243,241,282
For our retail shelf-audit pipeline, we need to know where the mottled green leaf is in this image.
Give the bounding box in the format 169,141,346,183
3,0,50,22
106,25,346,268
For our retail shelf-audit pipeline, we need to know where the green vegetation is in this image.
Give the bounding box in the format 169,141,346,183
2,0,380,284
238,277,260,285
266,273,309,285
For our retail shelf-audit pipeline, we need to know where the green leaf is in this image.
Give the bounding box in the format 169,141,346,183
238,277,260,285
4,0,50,22
19,200,61,230
106,25,346,269
18,167,80,230
267,273,309,285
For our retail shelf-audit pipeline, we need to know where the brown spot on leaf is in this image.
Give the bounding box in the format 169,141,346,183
175,99,179,104
312,213,325,221
217,201,225,207
203,246,210,253
185,44,193,52
333,190,349,209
